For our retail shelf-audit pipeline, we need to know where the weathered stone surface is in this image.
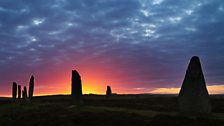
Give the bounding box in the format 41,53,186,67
12,82,17,99
18,85,21,99
71,70,83,105
29,75,34,100
106,86,112,96
178,56,211,113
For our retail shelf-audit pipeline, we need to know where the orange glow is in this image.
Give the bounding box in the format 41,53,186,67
149,85,224,94
207,85,224,94
31,64,113,96
150,87,180,94
2,60,224,96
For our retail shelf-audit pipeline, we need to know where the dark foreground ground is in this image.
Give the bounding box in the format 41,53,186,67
1,94,224,126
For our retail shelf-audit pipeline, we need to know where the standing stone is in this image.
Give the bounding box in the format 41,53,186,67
106,86,112,96
71,70,83,105
29,75,34,100
178,56,211,113
18,85,21,99
12,82,17,100
22,86,28,99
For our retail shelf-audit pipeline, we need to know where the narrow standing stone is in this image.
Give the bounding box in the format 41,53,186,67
71,70,83,106
29,75,34,100
12,82,17,100
18,85,21,99
22,86,28,99
106,86,112,96
178,56,211,113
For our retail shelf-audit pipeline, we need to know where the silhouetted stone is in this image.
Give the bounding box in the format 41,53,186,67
71,70,83,105
29,75,34,101
22,86,28,100
18,85,21,99
12,82,17,100
106,86,112,96
178,56,211,113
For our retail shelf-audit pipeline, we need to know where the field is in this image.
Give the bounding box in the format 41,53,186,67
1,94,224,126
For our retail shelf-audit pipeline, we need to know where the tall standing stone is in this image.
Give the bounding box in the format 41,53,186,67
106,86,112,96
18,85,21,99
178,56,211,113
71,70,83,105
22,86,28,99
12,82,17,100
29,75,34,100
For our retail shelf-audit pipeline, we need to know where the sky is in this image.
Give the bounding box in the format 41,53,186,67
0,0,224,96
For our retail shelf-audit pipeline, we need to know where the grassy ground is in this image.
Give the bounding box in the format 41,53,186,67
1,94,224,126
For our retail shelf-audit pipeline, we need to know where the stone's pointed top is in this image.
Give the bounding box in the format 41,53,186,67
187,56,203,78
191,56,200,60
30,75,34,82
190,56,200,65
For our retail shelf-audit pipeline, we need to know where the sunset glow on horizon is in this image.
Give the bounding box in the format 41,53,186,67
1,0,224,97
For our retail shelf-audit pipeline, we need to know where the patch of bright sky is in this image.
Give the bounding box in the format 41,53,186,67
152,0,164,5
32,18,45,25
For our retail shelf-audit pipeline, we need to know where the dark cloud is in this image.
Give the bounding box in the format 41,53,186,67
0,0,224,94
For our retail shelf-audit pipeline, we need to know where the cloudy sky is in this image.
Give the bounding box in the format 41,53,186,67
0,0,224,96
